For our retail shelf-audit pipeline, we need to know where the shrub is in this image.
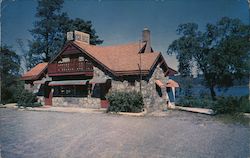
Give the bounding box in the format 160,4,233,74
176,97,216,109
238,96,250,113
1,80,24,104
106,91,144,113
16,90,42,107
177,95,250,114
212,97,238,114
212,96,250,114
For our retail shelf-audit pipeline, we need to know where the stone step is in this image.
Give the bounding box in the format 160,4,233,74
175,106,214,115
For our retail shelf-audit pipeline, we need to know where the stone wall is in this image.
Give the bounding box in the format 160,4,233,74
52,97,101,108
146,65,169,111
24,84,41,93
33,65,169,110
26,84,46,106
24,76,51,94
111,65,169,111
34,68,106,108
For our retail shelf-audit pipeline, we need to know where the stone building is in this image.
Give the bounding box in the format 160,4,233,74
21,28,177,111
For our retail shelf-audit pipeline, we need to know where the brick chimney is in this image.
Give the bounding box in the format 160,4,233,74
142,27,151,53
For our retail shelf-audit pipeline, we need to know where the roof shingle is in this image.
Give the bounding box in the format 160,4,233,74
72,41,160,75
22,40,177,80
21,63,48,80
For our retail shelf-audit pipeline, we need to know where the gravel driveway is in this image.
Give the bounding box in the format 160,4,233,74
0,109,249,158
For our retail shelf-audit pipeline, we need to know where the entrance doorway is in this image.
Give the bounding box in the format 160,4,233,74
100,80,111,108
44,85,52,106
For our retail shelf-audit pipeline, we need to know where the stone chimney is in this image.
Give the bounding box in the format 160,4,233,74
142,27,151,53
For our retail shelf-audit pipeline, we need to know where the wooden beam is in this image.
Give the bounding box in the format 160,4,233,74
48,71,93,77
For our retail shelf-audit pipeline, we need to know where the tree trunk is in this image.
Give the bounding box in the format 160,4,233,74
45,31,49,62
209,86,216,100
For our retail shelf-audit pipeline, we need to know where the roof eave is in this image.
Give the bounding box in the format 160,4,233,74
21,64,48,81
20,75,39,81
148,52,162,72
115,70,149,76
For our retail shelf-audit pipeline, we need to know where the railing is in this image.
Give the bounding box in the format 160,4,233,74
48,61,93,75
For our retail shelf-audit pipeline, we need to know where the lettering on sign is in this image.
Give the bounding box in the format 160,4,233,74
74,30,90,44
67,31,74,41
66,30,90,44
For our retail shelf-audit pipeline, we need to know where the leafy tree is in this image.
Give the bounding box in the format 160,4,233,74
28,0,103,66
0,46,21,103
167,17,250,100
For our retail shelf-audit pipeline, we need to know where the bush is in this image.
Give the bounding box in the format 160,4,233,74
212,97,238,114
177,95,250,114
16,90,42,107
106,91,144,113
238,96,250,113
176,97,216,109
1,80,24,104
212,96,250,114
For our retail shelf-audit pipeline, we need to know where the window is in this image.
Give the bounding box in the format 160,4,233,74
75,85,88,97
53,85,88,97
156,84,163,97
78,56,84,61
167,87,171,92
58,57,70,63
57,86,73,96
128,81,135,86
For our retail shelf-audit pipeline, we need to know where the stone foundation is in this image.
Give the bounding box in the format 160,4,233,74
25,84,41,93
52,97,101,109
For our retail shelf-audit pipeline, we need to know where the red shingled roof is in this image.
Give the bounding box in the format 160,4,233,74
22,41,177,80
166,79,179,87
21,63,48,80
72,41,160,75
167,67,178,76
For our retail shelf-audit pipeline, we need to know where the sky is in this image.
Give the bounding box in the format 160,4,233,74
1,0,249,71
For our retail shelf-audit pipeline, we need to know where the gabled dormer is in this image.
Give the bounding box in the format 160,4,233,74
48,31,94,77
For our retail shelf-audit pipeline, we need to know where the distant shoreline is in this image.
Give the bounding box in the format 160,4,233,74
177,85,249,97
190,85,249,88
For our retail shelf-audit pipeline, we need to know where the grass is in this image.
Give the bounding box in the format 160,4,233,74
176,95,250,115
214,113,250,125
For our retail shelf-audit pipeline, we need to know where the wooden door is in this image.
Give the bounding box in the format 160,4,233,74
100,100,109,108
100,81,111,108
44,86,53,106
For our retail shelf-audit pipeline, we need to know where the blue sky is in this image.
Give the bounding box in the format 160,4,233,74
1,0,249,71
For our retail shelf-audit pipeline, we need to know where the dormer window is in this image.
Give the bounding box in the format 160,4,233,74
79,56,85,62
58,57,70,63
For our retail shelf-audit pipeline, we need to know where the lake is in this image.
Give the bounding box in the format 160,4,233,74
177,86,249,97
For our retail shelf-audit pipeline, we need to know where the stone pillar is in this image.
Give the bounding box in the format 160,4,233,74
161,87,168,111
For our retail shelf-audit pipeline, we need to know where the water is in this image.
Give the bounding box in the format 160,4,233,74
178,86,249,97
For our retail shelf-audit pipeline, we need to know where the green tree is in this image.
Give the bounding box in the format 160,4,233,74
28,0,103,67
29,0,66,63
167,17,250,100
0,46,21,103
